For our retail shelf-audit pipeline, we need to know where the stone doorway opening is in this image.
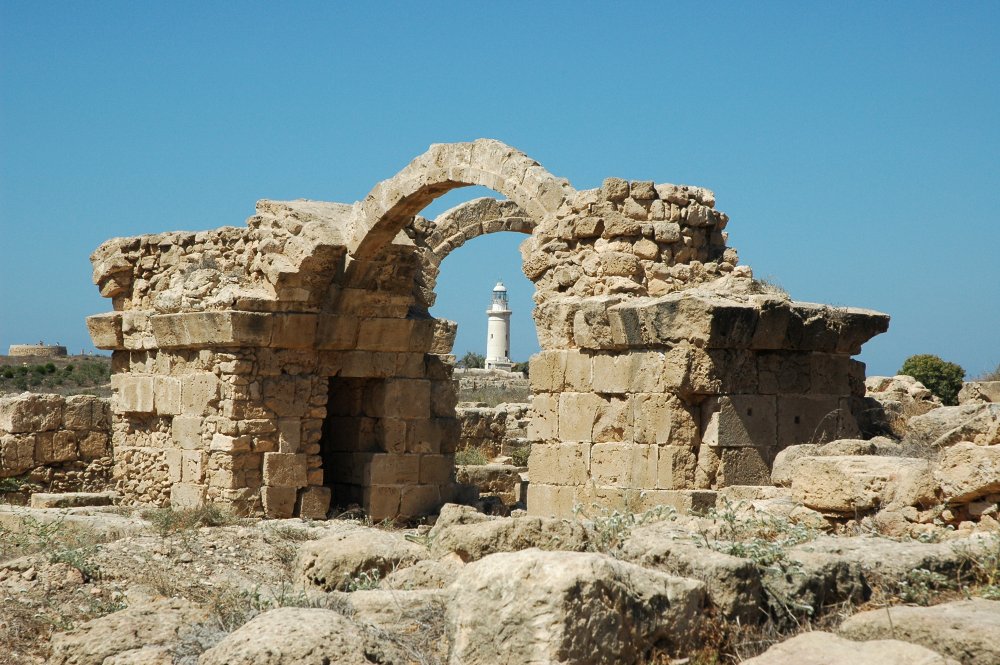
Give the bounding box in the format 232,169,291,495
321,376,381,513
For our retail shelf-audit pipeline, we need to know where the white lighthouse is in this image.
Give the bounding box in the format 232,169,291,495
485,281,513,371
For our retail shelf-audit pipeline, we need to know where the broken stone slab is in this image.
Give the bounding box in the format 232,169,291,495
445,548,705,665
379,557,464,590
959,381,1000,404
0,505,142,540
199,607,403,665
904,403,1000,448
863,375,942,437
297,523,429,591
49,597,209,665
838,598,1000,665
790,455,937,513
455,463,522,502
742,631,958,665
771,437,907,487
767,535,975,620
30,491,118,509
620,519,765,623
596,294,888,352
427,503,592,561
934,441,1000,505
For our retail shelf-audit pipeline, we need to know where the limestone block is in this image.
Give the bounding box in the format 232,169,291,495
315,315,359,350
364,485,401,520
526,483,577,518
599,251,640,277
791,456,936,513
370,379,430,419
418,454,453,485
810,353,851,395
181,372,220,416
0,434,34,475
591,354,637,394
263,452,308,488
165,448,183,483
63,395,107,430
528,442,591,485
705,350,759,394
590,443,657,489
153,376,181,415
211,433,252,453
270,313,318,349
959,381,1000,404
0,393,64,432
170,483,206,509
742,630,959,665
277,418,301,453
87,312,124,349
262,486,297,518
358,318,435,353
367,454,419,485
34,431,77,464
837,598,1000,665
297,486,332,519
399,484,440,517
634,489,718,515
151,311,273,349
632,393,699,447
657,445,697,489
430,380,458,417
78,431,110,458
563,351,593,392
571,296,625,351
934,442,1000,504
701,395,777,449
610,294,758,349
171,415,203,450
529,351,567,393
777,394,855,448
182,450,207,483
527,393,559,442
757,352,811,394
558,392,602,441
717,447,772,486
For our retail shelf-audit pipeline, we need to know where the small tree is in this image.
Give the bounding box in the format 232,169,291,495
459,351,485,369
899,354,965,406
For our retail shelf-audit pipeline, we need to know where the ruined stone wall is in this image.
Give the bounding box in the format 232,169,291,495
8,344,69,357
456,402,530,458
0,393,112,497
86,139,888,521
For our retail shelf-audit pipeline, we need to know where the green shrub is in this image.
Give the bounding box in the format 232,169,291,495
455,446,488,465
459,351,485,369
510,445,530,467
899,354,965,405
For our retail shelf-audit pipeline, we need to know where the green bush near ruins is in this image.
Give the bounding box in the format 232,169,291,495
0,356,110,396
899,354,966,406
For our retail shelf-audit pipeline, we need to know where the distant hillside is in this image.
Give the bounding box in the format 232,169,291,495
0,354,112,397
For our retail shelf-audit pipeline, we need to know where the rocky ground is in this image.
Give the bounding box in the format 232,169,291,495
1,494,999,664
2,376,1000,664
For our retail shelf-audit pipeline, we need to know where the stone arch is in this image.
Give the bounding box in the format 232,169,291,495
347,139,574,259
408,197,535,310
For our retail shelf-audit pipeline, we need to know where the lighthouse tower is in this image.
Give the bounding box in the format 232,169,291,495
485,281,513,371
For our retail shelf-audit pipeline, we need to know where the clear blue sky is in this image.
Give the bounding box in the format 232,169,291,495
1,2,997,377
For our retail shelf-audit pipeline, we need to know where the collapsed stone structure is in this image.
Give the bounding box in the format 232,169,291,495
0,393,112,496
86,139,888,519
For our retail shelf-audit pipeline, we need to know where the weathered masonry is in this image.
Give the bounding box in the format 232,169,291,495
87,139,888,519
